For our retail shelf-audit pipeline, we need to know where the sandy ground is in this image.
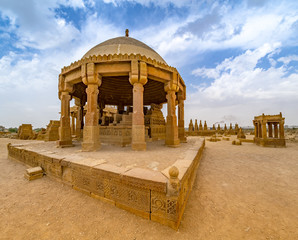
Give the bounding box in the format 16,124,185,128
0,137,298,240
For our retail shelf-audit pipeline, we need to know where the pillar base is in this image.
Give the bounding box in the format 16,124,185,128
132,142,147,151
82,126,100,151
56,140,73,148
179,137,187,143
165,138,180,147
131,125,146,151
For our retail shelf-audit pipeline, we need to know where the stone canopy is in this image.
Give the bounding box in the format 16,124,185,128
57,30,186,151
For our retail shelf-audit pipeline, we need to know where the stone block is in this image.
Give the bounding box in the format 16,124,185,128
24,173,43,181
123,168,167,192
25,166,44,181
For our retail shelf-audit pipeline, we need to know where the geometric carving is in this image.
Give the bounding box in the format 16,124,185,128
167,199,177,215
151,196,166,213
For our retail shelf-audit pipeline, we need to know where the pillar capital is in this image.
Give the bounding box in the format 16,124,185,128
81,63,102,86
129,60,147,85
74,97,83,107
58,75,73,99
85,83,99,96
165,84,180,147
164,82,179,93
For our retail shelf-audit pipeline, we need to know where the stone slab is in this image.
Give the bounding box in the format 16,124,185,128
26,166,43,176
24,173,43,181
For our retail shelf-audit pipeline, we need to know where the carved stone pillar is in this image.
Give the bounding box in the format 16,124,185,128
81,62,101,151
75,99,83,139
268,122,273,137
82,84,100,151
71,113,75,135
258,122,262,138
262,120,267,139
57,91,73,147
129,60,147,151
178,97,186,143
254,122,258,138
279,120,285,139
273,123,278,138
165,82,180,147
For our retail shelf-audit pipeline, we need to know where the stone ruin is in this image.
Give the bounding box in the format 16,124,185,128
253,112,286,147
187,119,240,136
237,127,246,139
44,120,60,141
17,124,35,140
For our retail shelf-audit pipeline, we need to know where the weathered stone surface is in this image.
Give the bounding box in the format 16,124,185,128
44,120,60,141
26,166,43,175
18,124,35,140
24,173,43,181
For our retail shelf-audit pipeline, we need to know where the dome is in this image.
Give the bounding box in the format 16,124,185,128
82,35,167,65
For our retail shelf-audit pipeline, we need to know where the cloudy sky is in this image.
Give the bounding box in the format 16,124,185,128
0,0,297,128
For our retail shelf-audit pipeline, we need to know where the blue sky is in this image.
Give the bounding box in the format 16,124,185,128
0,0,297,128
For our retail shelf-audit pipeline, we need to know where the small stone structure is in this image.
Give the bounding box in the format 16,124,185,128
237,127,246,139
145,103,166,141
44,120,60,141
187,119,215,136
187,120,240,136
232,139,242,145
24,167,43,181
17,124,35,140
36,128,46,140
253,113,286,147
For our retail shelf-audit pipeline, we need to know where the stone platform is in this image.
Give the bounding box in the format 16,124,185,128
7,137,205,229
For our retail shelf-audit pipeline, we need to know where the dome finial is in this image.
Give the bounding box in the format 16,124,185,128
125,29,129,37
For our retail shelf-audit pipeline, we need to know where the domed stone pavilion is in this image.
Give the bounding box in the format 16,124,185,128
57,30,186,151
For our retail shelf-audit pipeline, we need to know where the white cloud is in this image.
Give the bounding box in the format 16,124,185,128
186,43,298,126
139,0,298,65
0,0,82,50
102,0,194,8
278,55,298,65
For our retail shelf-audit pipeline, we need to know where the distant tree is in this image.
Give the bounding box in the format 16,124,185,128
34,128,42,132
0,125,5,131
8,127,18,133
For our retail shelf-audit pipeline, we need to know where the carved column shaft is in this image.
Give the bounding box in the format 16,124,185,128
81,62,101,151
268,122,273,137
262,121,267,139
165,89,180,146
71,114,75,135
85,84,99,126
254,122,258,138
57,92,72,147
130,60,147,151
274,123,278,138
75,101,83,139
279,120,285,139
258,122,262,138
131,82,146,150
82,84,100,151
178,99,186,142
